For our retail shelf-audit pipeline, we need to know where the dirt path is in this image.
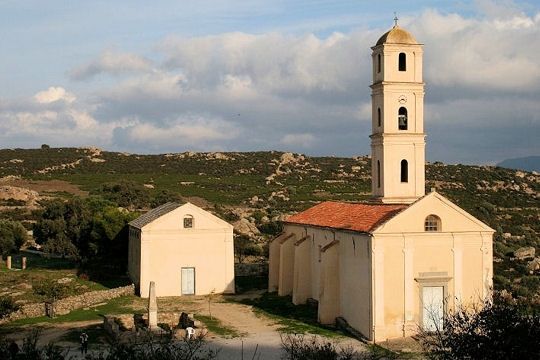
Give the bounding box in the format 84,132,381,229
3,297,368,360
5,320,102,344
202,299,367,360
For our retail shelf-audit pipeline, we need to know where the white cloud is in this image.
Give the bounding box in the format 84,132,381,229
34,87,76,104
1,88,122,148
125,116,239,146
2,2,540,163
159,31,368,96
411,9,540,90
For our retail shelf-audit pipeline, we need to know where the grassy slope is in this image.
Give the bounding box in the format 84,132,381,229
0,147,538,297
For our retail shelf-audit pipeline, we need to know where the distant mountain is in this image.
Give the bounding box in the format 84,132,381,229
498,156,540,172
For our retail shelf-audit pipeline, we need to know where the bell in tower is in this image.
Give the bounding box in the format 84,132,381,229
370,23,426,204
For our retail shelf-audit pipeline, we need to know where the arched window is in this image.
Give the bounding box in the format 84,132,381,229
377,54,381,73
377,108,381,127
377,160,381,188
400,160,408,183
183,215,194,228
424,215,441,231
399,52,406,71
398,107,408,130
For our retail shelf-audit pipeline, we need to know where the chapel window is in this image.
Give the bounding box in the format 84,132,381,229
400,160,408,183
377,107,381,127
424,215,441,232
398,107,408,130
377,54,381,73
399,52,406,71
183,215,194,228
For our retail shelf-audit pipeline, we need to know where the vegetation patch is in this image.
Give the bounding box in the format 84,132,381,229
196,314,241,338
4,295,142,327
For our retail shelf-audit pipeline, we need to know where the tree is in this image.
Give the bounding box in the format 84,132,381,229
33,197,136,261
98,180,151,210
40,144,50,150
34,198,92,259
418,295,540,359
234,234,262,263
0,220,28,256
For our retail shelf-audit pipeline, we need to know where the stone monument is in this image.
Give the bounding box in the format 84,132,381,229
148,281,158,330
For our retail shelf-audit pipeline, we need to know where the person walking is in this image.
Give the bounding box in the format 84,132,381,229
80,332,89,355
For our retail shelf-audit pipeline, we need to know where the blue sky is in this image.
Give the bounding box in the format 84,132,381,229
1,0,539,164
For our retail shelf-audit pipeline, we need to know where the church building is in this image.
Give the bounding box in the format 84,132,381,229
268,24,494,341
128,202,235,298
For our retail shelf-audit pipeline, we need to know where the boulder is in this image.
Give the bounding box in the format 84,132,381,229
527,257,540,272
233,218,260,236
514,247,535,260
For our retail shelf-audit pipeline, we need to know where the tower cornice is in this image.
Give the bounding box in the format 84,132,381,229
370,82,425,89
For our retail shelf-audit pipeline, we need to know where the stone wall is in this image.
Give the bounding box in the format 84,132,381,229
1,284,134,324
234,262,268,277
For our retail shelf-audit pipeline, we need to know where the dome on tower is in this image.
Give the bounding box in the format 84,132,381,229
376,26,417,46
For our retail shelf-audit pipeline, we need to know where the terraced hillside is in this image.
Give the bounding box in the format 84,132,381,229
0,147,539,299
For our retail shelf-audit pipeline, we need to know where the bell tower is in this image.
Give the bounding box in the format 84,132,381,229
370,23,425,204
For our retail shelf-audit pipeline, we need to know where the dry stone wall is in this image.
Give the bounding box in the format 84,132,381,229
0,284,134,324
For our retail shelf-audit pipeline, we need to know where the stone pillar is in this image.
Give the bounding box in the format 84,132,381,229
148,281,158,330
6,256,11,270
22,257,27,270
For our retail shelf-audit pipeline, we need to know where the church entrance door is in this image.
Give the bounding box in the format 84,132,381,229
422,286,444,331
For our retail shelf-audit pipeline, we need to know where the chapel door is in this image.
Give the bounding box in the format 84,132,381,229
422,286,444,331
181,267,195,295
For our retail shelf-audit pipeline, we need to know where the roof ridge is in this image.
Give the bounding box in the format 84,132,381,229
129,201,184,229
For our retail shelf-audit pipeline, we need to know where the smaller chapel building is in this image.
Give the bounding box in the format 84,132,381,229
128,202,235,298
268,24,494,342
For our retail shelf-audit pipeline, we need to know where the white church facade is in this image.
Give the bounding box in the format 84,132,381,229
268,25,494,341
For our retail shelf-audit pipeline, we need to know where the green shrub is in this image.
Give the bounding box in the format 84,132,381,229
33,280,69,302
418,295,540,359
0,296,19,319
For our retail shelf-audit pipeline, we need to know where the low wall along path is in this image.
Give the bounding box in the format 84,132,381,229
1,284,134,324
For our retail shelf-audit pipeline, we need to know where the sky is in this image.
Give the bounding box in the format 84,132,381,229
0,0,539,165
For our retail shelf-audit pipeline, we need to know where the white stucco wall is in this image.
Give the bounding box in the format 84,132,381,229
130,203,235,298
371,193,494,341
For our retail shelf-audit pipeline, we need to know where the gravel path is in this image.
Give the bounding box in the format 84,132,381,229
4,296,368,359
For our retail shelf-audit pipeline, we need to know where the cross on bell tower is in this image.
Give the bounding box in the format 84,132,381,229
369,25,426,204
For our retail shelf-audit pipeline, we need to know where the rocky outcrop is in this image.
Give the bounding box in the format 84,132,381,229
0,186,39,205
234,218,260,236
527,257,540,273
514,247,536,260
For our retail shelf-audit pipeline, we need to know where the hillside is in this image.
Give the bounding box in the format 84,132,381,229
0,147,539,298
498,156,540,173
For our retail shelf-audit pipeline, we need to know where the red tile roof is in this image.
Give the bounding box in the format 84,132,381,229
285,201,408,233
